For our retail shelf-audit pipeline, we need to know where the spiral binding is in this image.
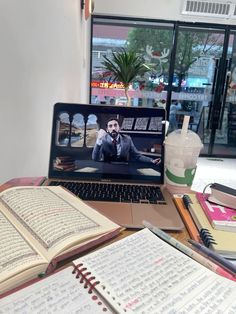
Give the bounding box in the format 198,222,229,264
72,263,100,293
182,194,192,208
71,263,112,312
72,263,127,313
199,228,217,247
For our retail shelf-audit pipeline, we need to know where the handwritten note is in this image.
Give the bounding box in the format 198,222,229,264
74,229,236,313
0,267,112,314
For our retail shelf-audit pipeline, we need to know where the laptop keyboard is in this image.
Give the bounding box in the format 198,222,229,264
49,181,166,204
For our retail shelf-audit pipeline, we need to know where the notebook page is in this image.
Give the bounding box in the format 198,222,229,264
73,228,236,314
0,267,112,314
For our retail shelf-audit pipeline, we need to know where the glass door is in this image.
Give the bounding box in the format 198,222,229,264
219,30,236,157
172,25,236,157
203,30,236,157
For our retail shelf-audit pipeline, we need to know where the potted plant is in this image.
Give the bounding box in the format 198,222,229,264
102,48,150,106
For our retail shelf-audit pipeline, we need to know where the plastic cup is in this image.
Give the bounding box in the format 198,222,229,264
164,128,203,193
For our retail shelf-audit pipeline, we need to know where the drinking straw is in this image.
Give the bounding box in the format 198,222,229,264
181,115,190,138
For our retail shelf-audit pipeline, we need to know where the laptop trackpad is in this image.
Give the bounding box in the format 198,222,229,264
86,201,182,230
86,201,133,226
131,203,164,227
132,203,183,230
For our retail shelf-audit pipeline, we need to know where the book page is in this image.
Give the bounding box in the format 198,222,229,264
0,186,119,261
0,267,113,314
0,210,47,292
74,228,236,313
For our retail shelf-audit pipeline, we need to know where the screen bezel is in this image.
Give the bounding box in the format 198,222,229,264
48,103,166,184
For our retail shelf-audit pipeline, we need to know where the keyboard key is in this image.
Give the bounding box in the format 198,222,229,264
49,181,165,204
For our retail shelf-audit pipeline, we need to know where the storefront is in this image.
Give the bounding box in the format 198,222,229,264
90,16,236,157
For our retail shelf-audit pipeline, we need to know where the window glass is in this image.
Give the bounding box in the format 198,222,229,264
91,18,174,108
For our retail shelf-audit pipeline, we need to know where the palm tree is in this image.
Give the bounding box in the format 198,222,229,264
102,48,150,106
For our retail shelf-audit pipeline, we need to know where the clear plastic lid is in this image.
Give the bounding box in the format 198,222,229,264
165,129,203,148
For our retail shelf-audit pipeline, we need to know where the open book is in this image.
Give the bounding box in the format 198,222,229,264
0,186,121,295
1,228,236,313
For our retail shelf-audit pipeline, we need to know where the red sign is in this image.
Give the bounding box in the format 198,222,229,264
91,81,125,89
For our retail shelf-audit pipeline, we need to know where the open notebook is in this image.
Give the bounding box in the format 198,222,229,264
1,228,236,313
43,103,183,230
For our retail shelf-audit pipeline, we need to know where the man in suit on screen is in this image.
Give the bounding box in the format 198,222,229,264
92,118,161,164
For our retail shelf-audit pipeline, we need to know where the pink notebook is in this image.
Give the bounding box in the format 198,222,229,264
196,192,236,232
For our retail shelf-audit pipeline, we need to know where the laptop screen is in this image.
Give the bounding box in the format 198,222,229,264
48,103,166,184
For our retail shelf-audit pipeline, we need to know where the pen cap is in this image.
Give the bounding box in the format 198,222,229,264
164,125,203,191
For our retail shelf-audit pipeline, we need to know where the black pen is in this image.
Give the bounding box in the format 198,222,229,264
188,239,236,276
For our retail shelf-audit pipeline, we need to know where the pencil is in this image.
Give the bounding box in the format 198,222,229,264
173,196,200,242
188,239,236,276
143,220,236,281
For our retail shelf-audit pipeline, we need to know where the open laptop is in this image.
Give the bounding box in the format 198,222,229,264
43,102,183,230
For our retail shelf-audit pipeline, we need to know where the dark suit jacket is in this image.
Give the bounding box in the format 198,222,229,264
92,133,154,163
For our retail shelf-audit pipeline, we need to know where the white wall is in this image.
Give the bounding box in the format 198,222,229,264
94,0,236,25
0,0,91,182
